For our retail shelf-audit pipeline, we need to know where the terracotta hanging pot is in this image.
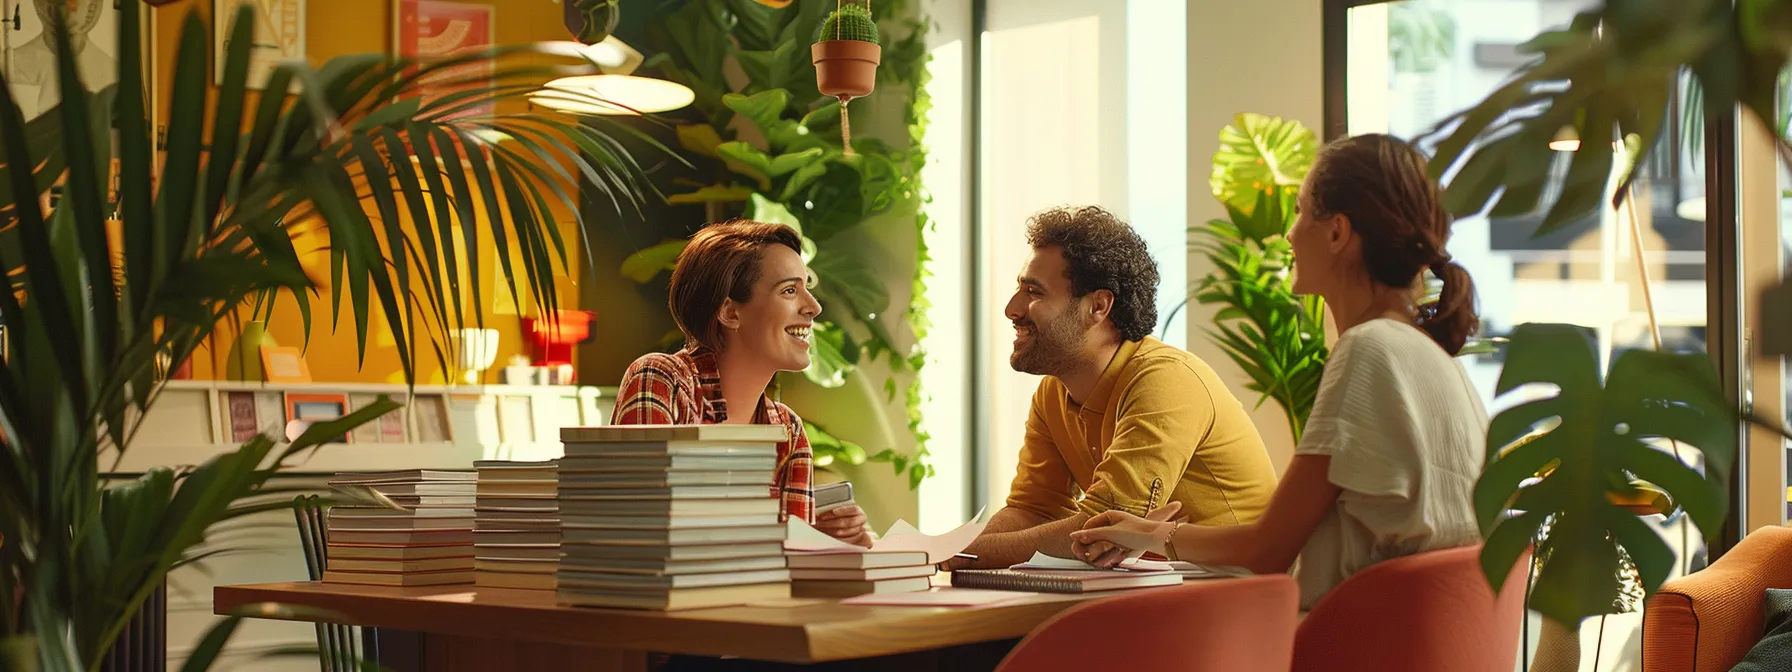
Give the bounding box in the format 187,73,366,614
813,3,881,154
812,40,880,100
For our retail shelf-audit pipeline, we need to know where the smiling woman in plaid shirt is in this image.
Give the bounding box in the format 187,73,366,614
611,220,872,547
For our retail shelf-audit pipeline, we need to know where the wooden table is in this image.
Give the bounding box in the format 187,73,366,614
213,581,1112,670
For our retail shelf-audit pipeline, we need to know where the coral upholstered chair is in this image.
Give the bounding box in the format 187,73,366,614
993,574,1300,672
1293,544,1529,672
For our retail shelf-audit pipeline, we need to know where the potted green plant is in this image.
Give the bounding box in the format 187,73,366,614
0,3,656,669
812,1,880,150
1476,324,1734,666
1172,113,1328,443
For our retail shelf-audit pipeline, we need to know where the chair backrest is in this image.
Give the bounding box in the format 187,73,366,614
292,495,330,582
1293,544,1528,672
994,575,1300,672
1643,525,1792,672
293,495,361,672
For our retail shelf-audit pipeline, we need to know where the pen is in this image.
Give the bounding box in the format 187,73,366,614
953,553,979,561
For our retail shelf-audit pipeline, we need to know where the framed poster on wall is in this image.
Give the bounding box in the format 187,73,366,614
391,0,494,120
213,0,307,90
286,392,350,444
5,0,127,120
221,391,260,443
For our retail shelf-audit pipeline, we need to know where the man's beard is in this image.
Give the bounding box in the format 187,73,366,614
1010,308,1085,376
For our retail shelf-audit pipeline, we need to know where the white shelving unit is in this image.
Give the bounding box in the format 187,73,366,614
102,380,615,670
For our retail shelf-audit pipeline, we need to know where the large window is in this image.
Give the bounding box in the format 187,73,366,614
1339,0,1708,403
1331,0,1726,668
975,0,1187,509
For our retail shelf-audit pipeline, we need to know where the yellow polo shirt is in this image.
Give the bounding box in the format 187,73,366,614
1005,337,1278,526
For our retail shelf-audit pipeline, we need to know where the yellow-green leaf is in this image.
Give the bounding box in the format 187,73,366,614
667,185,754,205
621,239,688,283
676,124,725,159
1210,113,1316,215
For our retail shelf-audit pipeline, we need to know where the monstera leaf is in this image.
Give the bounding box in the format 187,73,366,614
1210,113,1317,215
1422,0,1782,236
1475,324,1735,629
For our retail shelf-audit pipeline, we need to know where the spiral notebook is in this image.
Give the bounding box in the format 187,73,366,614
948,569,1183,594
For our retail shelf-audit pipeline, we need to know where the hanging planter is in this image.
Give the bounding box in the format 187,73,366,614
812,1,880,154
565,0,621,45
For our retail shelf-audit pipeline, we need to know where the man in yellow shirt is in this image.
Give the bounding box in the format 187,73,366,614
954,205,1278,569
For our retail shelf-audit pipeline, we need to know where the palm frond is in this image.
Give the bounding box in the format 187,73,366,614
1,4,664,669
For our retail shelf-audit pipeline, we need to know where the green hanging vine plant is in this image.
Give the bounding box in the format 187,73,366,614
622,0,934,488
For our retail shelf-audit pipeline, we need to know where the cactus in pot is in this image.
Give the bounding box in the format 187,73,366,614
812,2,880,153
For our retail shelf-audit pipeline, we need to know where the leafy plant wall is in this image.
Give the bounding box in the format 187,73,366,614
618,0,934,487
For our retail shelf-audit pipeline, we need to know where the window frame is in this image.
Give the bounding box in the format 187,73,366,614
1318,0,1748,558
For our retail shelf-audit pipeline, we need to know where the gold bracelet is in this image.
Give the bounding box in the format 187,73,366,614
1163,523,1184,562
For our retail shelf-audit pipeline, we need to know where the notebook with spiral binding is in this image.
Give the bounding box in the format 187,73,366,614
948,569,1183,594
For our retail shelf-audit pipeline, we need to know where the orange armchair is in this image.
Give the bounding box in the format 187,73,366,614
994,575,1300,672
1293,544,1529,672
1643,526,1792,672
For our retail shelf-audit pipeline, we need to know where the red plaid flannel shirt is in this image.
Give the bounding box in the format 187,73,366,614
610,346,814,523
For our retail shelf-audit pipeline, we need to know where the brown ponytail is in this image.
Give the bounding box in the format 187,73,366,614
1309,134,1480,355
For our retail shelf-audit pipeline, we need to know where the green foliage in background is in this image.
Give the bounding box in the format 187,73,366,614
0,4,655,669
1388,1,1457,74
621,0,933,488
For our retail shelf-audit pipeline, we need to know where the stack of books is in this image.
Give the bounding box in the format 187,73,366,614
788,483,934,597
555,425,792,610
789,550,935,597
472,460,561,590
322,470,476,587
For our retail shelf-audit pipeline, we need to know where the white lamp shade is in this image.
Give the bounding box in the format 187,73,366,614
539,37,643,74
531,74,695,115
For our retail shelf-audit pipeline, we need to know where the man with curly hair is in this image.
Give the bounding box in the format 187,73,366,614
953,206,1278,569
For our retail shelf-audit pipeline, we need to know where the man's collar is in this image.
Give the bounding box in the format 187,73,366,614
1078,338,1145,410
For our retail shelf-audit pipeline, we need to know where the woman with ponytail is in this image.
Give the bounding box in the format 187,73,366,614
1070,134,1486,608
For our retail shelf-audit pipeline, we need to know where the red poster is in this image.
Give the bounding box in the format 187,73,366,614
394,1,495,120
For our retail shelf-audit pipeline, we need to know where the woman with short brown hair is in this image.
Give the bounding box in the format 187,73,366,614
611,220,870,546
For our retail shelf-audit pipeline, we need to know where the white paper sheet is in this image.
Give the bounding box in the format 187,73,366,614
785,508,987,565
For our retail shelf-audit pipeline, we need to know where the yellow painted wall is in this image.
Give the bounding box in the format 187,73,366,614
150,0,583,384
